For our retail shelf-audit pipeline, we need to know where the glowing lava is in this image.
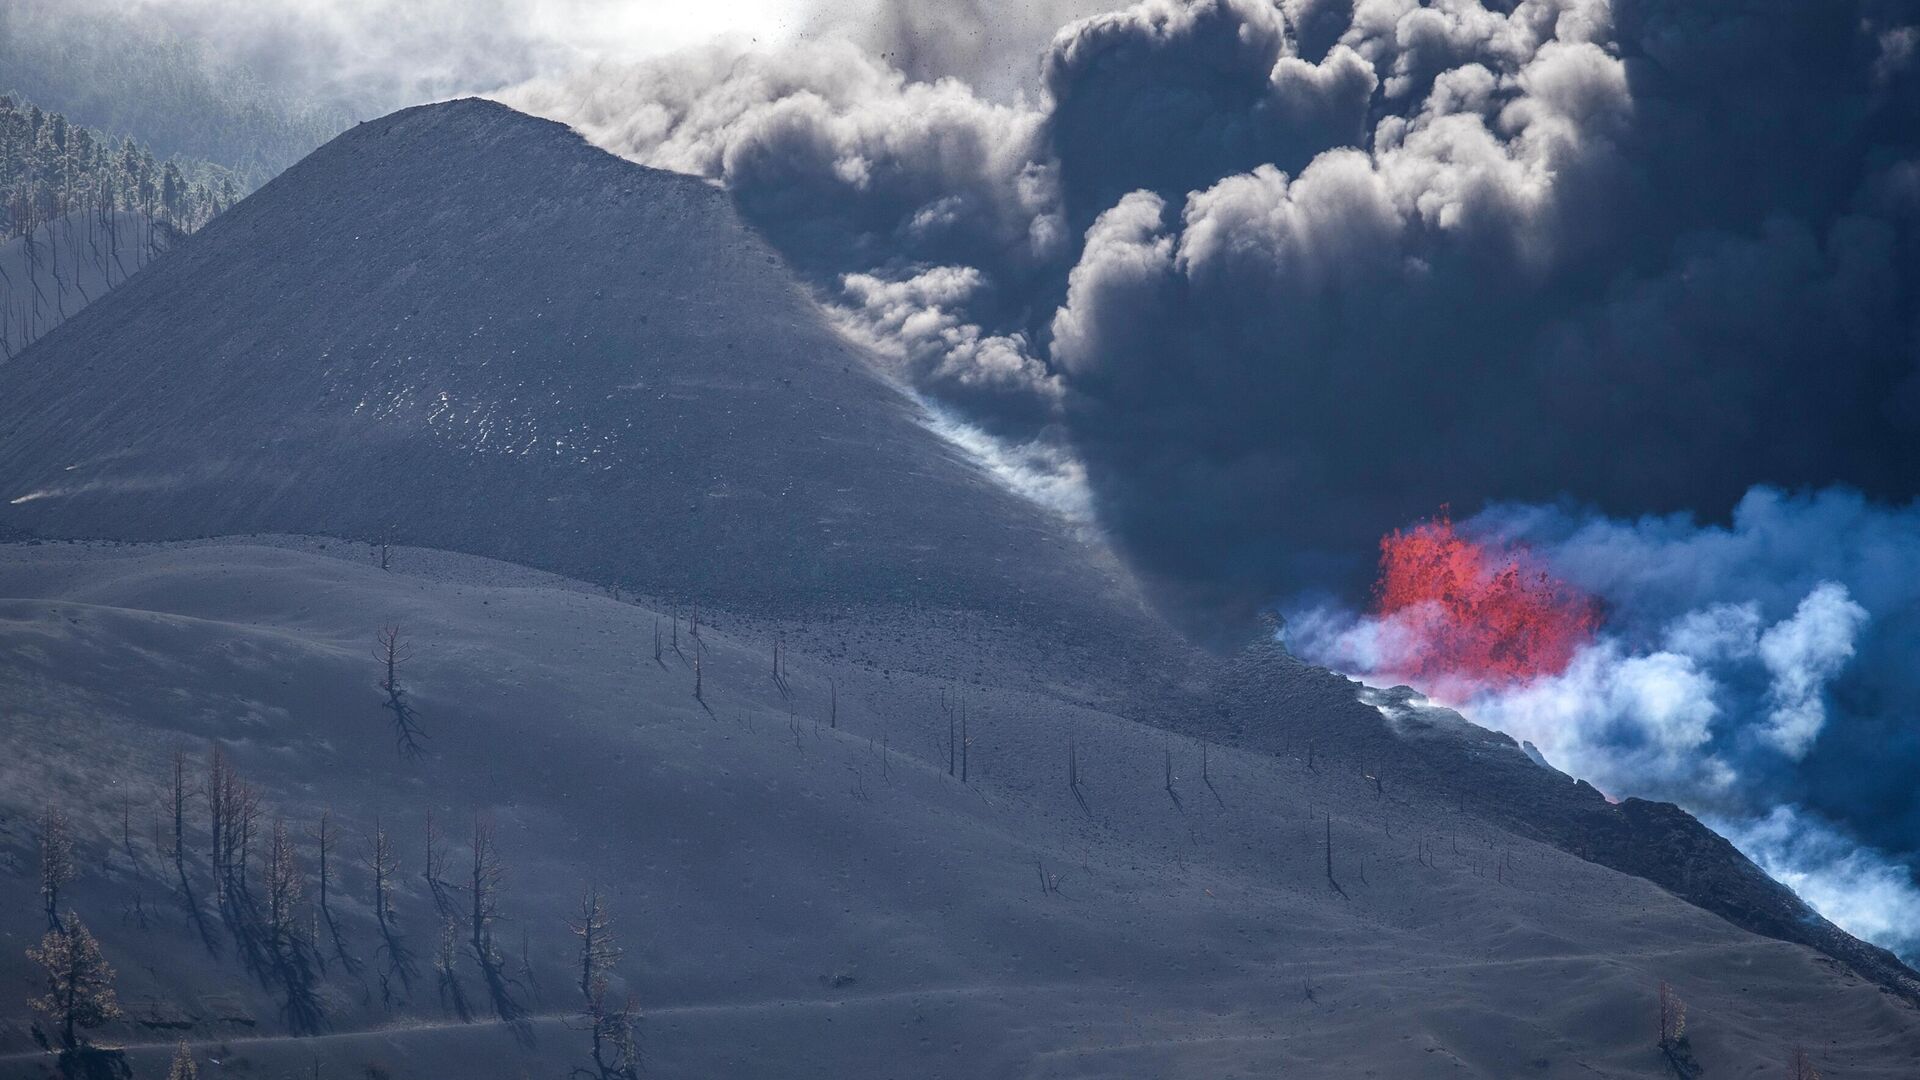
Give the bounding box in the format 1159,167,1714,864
1373,511,1598,688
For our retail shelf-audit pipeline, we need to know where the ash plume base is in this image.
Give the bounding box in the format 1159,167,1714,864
1287,486,1920,961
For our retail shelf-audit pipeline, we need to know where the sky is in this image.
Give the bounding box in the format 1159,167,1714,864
24,0,1920,960
79,0,1099,115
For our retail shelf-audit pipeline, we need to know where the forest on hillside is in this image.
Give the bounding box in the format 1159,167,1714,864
1,95,238,240
0,95,246,359
0,0,350,187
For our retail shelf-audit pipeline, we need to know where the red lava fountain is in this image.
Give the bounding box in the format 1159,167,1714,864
1373,512,1599,689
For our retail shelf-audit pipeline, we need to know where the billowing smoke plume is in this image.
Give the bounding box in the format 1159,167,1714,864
502,0,1920,955
811,0,1119,98
503,0,1920,630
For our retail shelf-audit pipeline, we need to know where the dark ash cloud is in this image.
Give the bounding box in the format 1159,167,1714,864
510,0,1920,629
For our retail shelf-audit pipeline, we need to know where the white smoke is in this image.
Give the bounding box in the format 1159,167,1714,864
1718,807,1920,958
102,0,815,114
1286,487,1920,959
1756,583,1869,759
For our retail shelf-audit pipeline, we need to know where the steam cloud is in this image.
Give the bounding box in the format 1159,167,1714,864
1287,488,1920,957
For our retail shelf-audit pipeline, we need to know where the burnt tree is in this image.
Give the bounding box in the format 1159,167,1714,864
163,750,193,885
36,805,74,930
570,885,621,1005
422,812,454,916
263,818,304,957
27,912,122,1051
468,817,504,968
375,626,425,758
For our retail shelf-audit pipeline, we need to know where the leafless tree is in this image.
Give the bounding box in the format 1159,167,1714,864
423,812,454,916
561,883,634,1064
1789,1046,1822,1080
206,746,230,892
226,777,262,899
37,806,74,930
264,818,304,955
1035,858,1064,896
368,815,414,999
371,816,399,931
435,916,472,1022
519,928,544,1003
1657,979,1686,1049
1202,742,1224,807
960,702,970,783
166,1039,200,1080
1657,979,1700,1077
574,977,642,1080
206,747,260,900
311,811,356,972
119,793,135,865
163,751,193,883
375,626,425,758
468,817,505,968
165,1037,196,1076
27,912,122,1050
311,812,336,924
942,689,956,778
1324,812,1348,900
570,886,621,1005
468,817,526,1025
1164,745,1183,812
1067,736,1089,814
377,622,407,690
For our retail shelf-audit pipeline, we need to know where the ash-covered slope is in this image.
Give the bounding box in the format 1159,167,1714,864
0,211,171,358
0,98,1142,634
0,539,1916,1080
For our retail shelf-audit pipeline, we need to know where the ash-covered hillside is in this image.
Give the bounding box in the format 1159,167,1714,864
1,538,1917,1080
0,212,174,359
0,98,1146,640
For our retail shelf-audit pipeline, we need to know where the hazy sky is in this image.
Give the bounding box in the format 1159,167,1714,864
88,0,817,116
94,0,1098,113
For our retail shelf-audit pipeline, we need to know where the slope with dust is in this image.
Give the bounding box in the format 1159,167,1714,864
0,211,170,359
0,538,1916,1079
0,98,1144,641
